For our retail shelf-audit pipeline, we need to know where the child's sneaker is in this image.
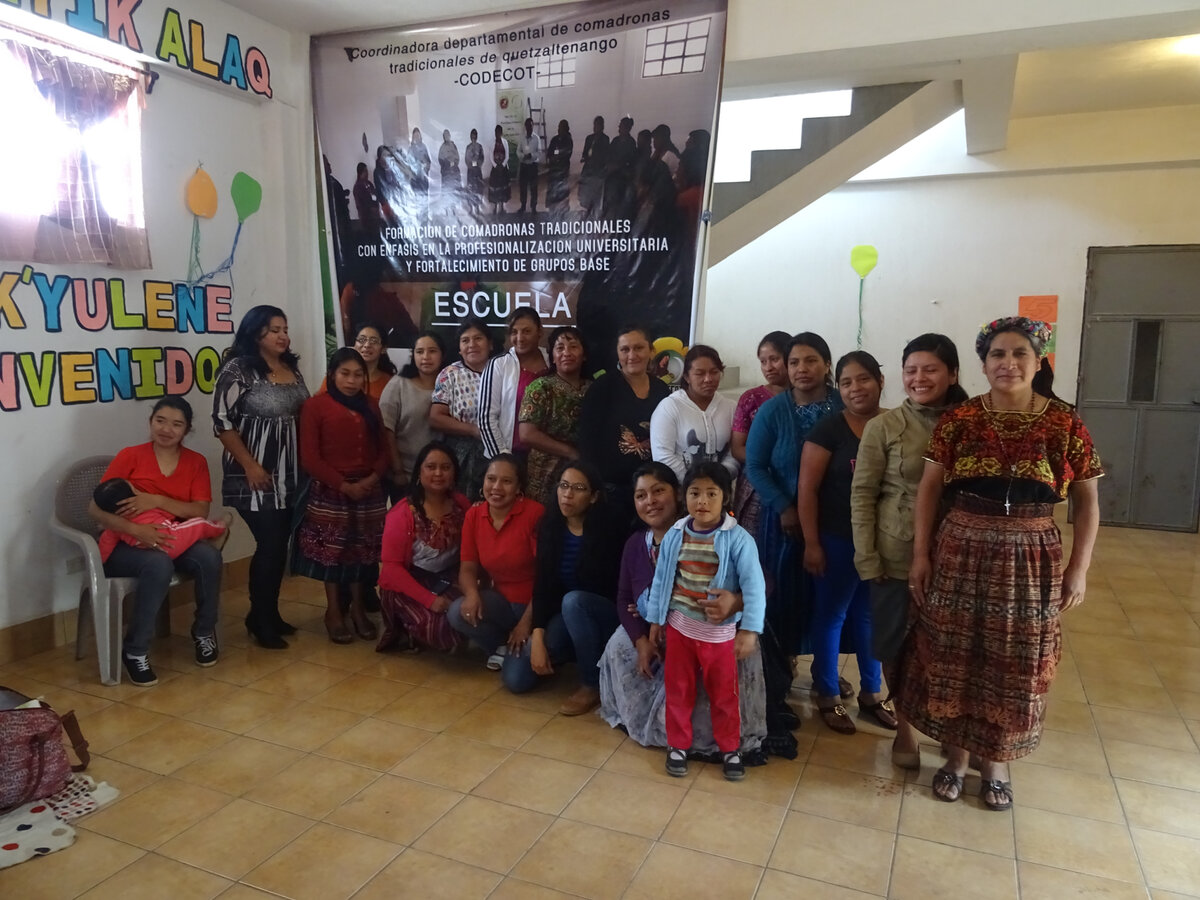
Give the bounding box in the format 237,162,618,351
192,630,219,667
122,652,158,687
722,750,745,781
486,646,507,671
665,746,688,777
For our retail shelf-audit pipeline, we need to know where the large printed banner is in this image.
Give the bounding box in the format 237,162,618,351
312,0,727,369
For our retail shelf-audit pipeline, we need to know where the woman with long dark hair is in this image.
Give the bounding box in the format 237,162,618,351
744,332,844,729
91,397,224,683
212,305,309,649
378,441,470,652
447,454,544,670
319,322,397,401
380,330,446,494
598,461,769,758
505,458,624,714
650,344,737,481
799,351,893,735
294,347,389,644
478,306,549,460
850,332,968,767
731,331,791,537
429,318,492,497
517,325,592,504
578,324,670,527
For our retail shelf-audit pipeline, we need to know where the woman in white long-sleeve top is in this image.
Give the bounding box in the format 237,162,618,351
650,345,737,482
477,307,549,461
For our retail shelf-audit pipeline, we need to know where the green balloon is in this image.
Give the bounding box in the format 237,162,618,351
230,171,262,221
850,245,878,279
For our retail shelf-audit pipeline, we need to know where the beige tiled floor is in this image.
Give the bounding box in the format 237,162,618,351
3,523,1200,898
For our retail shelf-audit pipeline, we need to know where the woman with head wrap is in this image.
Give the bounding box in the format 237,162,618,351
899,317,1103,811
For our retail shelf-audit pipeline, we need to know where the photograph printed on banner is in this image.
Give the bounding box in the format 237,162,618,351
312,0,727,372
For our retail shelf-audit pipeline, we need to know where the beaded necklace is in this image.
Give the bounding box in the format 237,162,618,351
983,390,1037,515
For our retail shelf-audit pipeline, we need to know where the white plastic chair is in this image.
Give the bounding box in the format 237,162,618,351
49,455,178,685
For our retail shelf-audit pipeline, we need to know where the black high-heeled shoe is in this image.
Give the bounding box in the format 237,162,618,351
245,615,288,650
273,618,298,636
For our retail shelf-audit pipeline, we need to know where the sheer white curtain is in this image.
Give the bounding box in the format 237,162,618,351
0,27,150,268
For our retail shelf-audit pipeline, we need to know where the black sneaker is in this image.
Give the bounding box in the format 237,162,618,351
665,746,688,777
122,652,158,686
192,631,219,667
722,751,745,781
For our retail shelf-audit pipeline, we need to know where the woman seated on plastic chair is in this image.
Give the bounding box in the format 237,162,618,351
88,397,223,686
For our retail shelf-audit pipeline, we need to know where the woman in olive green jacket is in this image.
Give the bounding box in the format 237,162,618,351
850,333,967,769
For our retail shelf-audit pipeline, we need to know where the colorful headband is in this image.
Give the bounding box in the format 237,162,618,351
975,316,1052,360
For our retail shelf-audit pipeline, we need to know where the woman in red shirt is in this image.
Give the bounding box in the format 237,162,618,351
294,348,389,643
88,396,222,685
447,454,544,669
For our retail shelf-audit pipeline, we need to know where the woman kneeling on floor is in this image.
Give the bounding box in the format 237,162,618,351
378,441,470,653
447,454,544,670
598,462,768,760
505,458,624,713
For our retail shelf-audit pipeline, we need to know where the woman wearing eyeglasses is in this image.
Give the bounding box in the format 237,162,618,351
504,458,624,715
319,324,397,401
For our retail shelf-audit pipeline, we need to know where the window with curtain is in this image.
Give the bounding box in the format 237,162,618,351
0,25,151,268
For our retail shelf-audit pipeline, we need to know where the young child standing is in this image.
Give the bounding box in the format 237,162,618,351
646,461,766,780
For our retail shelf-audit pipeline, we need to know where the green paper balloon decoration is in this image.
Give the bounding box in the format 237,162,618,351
850,245,878,279
850,245,878,349
230,171,262,222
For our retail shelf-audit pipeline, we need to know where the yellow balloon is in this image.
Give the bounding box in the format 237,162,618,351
186,167,218,218
653,336,685,355
850,245,878,279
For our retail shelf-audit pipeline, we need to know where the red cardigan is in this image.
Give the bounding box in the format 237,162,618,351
379,493,471,607
298,392,389,488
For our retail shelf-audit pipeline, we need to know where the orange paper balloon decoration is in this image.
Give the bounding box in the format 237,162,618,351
186,167,218,218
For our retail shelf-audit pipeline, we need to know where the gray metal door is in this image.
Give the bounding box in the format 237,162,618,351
1079,246,1200,531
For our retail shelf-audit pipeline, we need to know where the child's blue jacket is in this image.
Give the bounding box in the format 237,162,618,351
644,514,766,633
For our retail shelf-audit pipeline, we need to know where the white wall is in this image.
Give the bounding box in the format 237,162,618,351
702,110,1200,407
0,0,320,630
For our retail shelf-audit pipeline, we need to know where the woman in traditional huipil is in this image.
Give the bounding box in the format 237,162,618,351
901,317,1102,811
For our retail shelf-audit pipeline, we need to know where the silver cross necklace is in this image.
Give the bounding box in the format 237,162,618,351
985,391,1037,515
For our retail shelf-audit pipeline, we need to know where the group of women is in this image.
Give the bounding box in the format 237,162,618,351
95,304,1102,810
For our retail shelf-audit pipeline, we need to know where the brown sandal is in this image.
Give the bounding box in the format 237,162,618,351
818,703,857,735
858,696,899,730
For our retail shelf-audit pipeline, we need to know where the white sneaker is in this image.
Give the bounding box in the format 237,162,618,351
486,646,507,671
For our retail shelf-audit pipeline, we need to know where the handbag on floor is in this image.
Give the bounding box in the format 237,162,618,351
0,686,90,813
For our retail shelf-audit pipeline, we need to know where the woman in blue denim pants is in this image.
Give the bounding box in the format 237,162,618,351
506,458,625,715
798,351,897,735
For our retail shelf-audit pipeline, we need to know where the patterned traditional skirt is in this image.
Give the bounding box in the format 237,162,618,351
293,478,386,583
896,494,1062,762
597,626,767,759
732,479,762,539
378,568,464,653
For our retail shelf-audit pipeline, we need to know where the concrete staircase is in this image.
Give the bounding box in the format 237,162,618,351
711,82,927,221
708,80,963,266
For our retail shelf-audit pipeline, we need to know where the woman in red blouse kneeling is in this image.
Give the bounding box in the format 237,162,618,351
295,348,389,644
447,454,544,670
378,442,471,652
